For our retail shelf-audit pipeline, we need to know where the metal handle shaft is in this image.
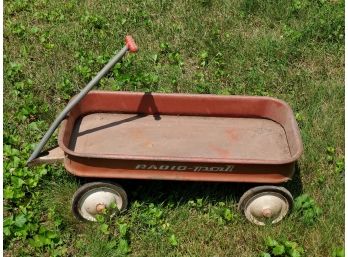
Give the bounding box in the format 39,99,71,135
27,44,131,164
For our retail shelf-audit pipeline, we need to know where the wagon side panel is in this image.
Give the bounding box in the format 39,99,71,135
64,156,295,184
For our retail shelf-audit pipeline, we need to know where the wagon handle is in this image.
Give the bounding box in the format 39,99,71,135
27,35,138,164
125,35,138,52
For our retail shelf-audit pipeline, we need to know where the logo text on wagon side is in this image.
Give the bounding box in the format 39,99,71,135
135,164,235,172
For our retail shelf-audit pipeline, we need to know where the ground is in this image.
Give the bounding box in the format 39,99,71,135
3,0,344,256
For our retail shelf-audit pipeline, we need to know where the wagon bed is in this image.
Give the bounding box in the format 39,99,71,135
70,113,291,162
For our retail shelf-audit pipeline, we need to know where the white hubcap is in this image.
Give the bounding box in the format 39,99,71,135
78,187,123,221
244,192,289,225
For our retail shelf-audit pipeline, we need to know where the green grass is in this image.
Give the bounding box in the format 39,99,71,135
4,0,344,256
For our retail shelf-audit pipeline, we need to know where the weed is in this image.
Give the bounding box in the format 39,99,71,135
326,146,335,163
94,203,131,254
5,62,23,83
199,51,209,67
188,198,204,209
294,194,322,225
28,226,60,248
209,202,236,225
7,22,26,37
34,9,65,23
332,247,344,257
81,12,108,29
295,112,305,128
39,31,55,50
335,157,344,175
303,1,344,44
194,72,211,94
169,234,178,247
188,199,236,225
6,0,31,15
4,143,49,244
57,77,75,100
159,42,184,67
260,237,304,257
168,50,184,67
160,42,170,54
315,175,325,186
325,146,344,176
139,203,164,227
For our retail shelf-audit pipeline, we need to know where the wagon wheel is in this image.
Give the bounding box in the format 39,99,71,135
72,181,128,222
238,186,293,226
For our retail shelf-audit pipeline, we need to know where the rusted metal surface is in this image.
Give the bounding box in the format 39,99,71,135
70,113,291,162
28,146,64,166
57,91,303,183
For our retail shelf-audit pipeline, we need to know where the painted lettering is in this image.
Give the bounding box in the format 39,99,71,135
135,164,235,172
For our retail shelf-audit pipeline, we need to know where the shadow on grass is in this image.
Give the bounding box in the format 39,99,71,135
283,162,304,199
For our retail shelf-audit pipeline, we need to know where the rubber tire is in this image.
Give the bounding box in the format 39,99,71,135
238,186,293,224
71,181,128,222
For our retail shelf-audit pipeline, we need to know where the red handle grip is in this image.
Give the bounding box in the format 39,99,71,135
125,35,138,53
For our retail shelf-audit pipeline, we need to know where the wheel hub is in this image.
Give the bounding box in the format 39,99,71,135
78,187,123,221
262,208,273,218
244,192,289,225
96,203,106,213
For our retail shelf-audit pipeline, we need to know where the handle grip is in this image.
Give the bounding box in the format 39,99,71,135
125,35,138,53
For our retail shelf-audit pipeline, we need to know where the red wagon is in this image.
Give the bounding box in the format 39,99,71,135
32,90,303,225
28,36,303,225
